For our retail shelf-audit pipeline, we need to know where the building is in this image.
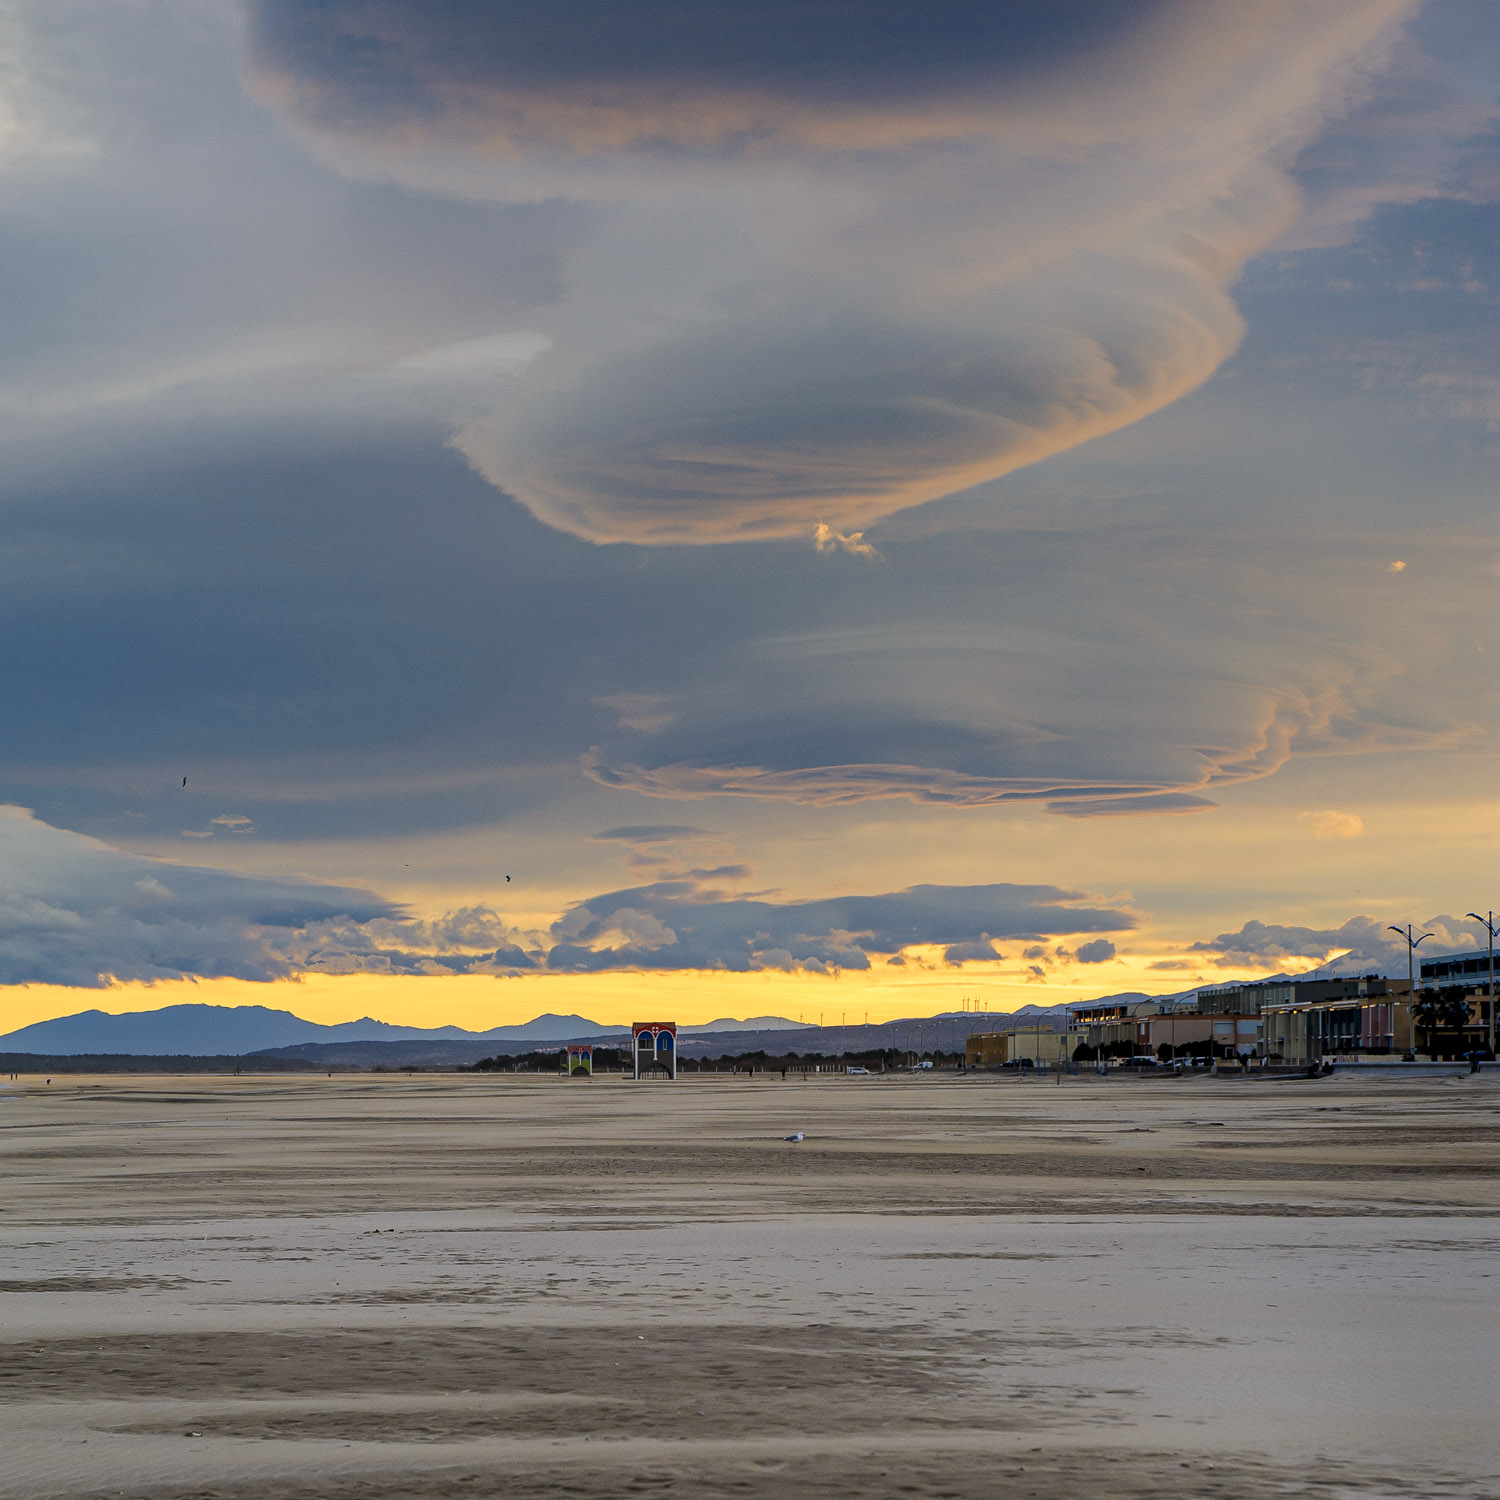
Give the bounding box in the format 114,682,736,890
964,1027,1071,1067
1146,1011,1261,1059
632,1022,677,1079
1194,982,1291,1015
1070,998,1161,1056
1418,950,1497,1050
1262,969,1494,1063
1261,980,1410,1064
1420,948,1498,990
1183,976,1421,1062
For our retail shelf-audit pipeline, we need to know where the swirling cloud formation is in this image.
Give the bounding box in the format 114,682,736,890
244,0,1413,544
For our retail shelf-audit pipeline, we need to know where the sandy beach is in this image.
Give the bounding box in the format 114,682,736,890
1,1069,1496,1498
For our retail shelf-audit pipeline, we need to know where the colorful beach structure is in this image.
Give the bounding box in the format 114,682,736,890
565,1044,594,1077
632,1022,677,1079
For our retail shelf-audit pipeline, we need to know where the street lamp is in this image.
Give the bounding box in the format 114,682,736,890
1388,924,1433,1059
1466,911,1497,1056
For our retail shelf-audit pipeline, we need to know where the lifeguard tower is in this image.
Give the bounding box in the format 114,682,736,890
565,1044,594,1077
632,1022,677,1079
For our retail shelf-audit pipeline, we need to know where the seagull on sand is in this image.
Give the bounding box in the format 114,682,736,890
782,1132,804,1143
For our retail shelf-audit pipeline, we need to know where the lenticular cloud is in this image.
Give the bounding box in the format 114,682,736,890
246,1,1412,543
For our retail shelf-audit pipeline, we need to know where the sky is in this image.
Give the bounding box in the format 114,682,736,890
0,0,1496,1034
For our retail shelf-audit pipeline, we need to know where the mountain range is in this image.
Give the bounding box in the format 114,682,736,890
0,1004,811,1056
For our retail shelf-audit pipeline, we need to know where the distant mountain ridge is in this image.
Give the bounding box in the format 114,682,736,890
0,1004,618,1057
681,1015,814,1033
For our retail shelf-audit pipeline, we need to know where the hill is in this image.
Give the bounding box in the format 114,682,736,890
0,1004,615,1057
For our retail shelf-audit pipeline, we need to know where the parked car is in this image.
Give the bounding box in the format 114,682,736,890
845,1066,871,1075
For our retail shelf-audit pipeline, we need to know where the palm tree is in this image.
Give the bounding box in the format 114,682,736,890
1411,986,1473,1059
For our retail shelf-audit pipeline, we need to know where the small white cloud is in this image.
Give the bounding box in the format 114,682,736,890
814,524,878,560
210,814,255,834
1298,809,1364,840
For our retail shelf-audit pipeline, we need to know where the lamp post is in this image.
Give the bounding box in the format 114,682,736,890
1466,911,1497,1056
1388,924,1433,1059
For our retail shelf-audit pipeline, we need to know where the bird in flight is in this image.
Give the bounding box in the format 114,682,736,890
181,776,188,788
505,875,511,882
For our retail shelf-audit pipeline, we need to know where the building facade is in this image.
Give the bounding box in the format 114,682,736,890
964,1026,1070,1067
1418,950,1496,1051
1069,999,1161,1055
1261,989,1411,1065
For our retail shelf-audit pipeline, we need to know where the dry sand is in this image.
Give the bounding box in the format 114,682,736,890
0,1068,1496,1498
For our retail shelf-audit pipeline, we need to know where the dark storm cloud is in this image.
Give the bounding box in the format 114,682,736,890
544,879,1132,974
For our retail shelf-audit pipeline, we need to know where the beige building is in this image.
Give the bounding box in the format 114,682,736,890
1145,1012,1261,1058
965,1026,1070,1067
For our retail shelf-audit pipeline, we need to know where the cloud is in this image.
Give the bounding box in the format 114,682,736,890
542,878,1133,974
1279,16,1500,252
1075,938,1116,963
242,0,1415,545
1189,913,1479,972
0,805,548,984
287,905,539,977
0,406,1476,841
1387,559,1408,573
581,565,1466,814
942,938,1003,966
1299,809,1365,840
0,0,1486,880
0,804,394,986
0,805,1139,985
814,524,878,560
